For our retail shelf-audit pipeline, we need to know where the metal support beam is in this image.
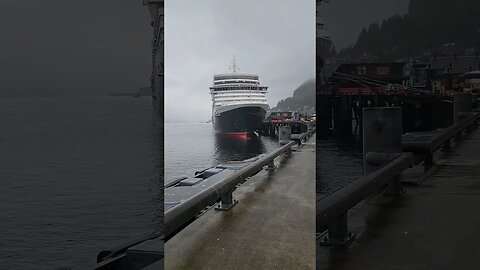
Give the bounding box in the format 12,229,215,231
265,160,276,171
320,213,356,246
424,152,434,170
215,191,238,211
441,138,451,151
386,175,403,196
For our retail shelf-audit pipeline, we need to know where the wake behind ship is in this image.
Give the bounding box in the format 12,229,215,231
209,61,269,134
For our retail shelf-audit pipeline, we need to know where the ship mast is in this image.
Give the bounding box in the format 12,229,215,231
229,56,240,73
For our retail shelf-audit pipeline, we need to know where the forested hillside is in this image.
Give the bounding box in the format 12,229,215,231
275,79,315,110
339,0,480,60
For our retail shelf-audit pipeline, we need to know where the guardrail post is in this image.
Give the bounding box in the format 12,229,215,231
424,152,434,169
363,107,403,195
321,213,354,246
216,191,238,211
441,138,452,151
278,126,292,145
265,160,276,171
456,130,463,140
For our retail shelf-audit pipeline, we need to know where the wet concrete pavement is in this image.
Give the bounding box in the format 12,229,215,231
165,135,316,270
318,128,480,270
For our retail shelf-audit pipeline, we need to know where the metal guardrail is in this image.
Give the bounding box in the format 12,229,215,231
95,232,163,270
291,127,316,145
316,108,479,247
95,128,315,268
164,140,297,240
402,112,480,168
316,153,412,246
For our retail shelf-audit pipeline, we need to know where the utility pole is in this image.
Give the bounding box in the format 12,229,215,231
143,0,164,122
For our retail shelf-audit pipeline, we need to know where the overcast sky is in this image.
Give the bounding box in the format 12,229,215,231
165,0,315,122
0,0,408,120
0,0,151,97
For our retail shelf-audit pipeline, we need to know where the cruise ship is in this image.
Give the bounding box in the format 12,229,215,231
209,60,269,135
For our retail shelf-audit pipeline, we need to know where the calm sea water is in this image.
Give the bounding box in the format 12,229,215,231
0,96,362,269
316,137,363,198
0,97,162,269
165,123,363,196
164,122,280,184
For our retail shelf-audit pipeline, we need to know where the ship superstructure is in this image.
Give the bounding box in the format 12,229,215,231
209,59,269,134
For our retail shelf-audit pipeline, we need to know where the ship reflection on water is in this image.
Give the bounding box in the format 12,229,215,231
164,123,279,184
213,134,267,164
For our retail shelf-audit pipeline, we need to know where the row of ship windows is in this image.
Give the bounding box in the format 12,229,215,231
214,100,267,106
214,80,259,85
214,99,267,104
215,98,267,101
211,87,267,91
214,76,258,80
213,94,266,97
210,90,267,94
213,97,267,101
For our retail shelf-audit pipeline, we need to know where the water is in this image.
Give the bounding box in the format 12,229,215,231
0,97,162,269
165,123,363,196
316,137,363,198
164,122,280,184
0,97,363,269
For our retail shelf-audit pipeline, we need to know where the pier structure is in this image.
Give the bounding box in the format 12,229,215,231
96,125,316,269
317,98,480,269
260,120,312,137
165,130,316,269
317,60,480,138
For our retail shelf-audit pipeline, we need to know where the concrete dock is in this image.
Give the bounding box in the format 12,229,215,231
318,128,480,270
165,135,316,270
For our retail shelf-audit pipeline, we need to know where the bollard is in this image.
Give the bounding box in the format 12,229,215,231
363,107,403,195
278,125,291,145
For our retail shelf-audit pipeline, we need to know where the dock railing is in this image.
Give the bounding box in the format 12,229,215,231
164,140,297,240
164,126,316,241
96,127,315,269
291,127,316,145
316,152,412,246
317,103,480,247
317,107,413,246
402,112,480,171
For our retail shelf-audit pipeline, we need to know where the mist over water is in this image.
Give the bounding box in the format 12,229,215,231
0,97,162,269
